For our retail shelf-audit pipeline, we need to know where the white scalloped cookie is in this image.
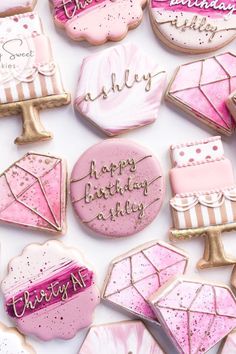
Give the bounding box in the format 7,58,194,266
0,1,37,17
50,0,147,45
0,322,35,354
75,43,166,135
149,0,236,53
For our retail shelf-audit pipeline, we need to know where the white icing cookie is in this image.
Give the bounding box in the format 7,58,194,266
0,1,37,17
149,0,236,53
0,322,35,354
75,43,166,136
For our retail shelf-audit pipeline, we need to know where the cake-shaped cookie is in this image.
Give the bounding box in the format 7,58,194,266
78,321,165,354
70,139,165,237
75,43,166,136
50,0,147,45
102,240,188,322
0,12,70,144
149,0,236,53
166,53,236,136
149,277,236,354
0,322,35,353
0,1,37,17
169,136,236,269
0,152,67,234
1,240,100,340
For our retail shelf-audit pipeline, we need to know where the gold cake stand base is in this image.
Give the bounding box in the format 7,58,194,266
0,93,71,144
170,223,236,269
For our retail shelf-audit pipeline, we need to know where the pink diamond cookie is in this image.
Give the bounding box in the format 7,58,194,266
0,152,67,234
75,43,166,136
50,0,147,45
0,1,37,17
166,53,236,135
78,321,164,354
149,277,236,354
102,240,188,322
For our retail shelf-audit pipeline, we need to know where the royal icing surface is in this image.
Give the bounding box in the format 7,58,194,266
0,13,64,103
149,277,236,354
75,43,166,136
1,240,100,340
102,240,188,321
0,1,37,16
169,136,236,230
50,0,146,44
221,329,236,353
0,322,35,354
149,0,236,52
166,53,236,135
0,153,67,234
78,321,164,354
226,90,236,122
70,139,165,237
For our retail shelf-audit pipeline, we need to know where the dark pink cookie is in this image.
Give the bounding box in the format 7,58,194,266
70,139,165,237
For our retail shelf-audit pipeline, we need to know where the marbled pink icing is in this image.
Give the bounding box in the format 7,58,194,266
78,321,164,354
0,153,67,234
1,240,100,340
221,330,236,353
167,53,236,134
149,277,236,354
103,241,188,321
50,0,146,44
0,1,37,16
75,43,166,136
70,139,165,237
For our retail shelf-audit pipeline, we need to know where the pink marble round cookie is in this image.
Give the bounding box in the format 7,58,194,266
50,0,147,45
78,321,164,354
75,43,166,136
1,240,100,340
70,139,165,237
149,0,236,53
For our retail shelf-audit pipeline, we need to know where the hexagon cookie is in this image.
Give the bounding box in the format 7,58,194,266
149,277,236,354
102,240,188,322
78,321,165,354
75,43,166,136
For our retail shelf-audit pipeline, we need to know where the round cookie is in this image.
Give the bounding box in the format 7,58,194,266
75,43,166,136
1,240,100,340
0,322,35,354
50,0,147,45
149,0,236,53
70,139,165,237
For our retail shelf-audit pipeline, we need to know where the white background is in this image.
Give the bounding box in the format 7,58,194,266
0,1,236,353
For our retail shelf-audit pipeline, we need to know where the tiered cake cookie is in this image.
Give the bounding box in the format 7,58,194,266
0,1,37,17
78,321,165,354
102,240,188,322
169,136,236,268
1,240,100,340
149,277,236,354
0,152,67,234
149,0,236,53
50,0,147,45
166,52,236,135
0,322,35,353
0,12,70,144
75,43,166,136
